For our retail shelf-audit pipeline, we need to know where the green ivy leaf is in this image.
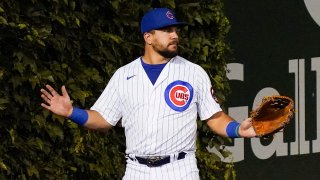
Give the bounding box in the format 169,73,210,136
27,165,39,178
52,15,66,26
0,16,7,25
98,32,122,44
46,123,64,141
75,17,80,27
0,161,8,171
17,23,27,29
0,98,10,110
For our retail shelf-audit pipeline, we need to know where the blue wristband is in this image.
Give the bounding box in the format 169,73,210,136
226,121,241,138
68,107,89,126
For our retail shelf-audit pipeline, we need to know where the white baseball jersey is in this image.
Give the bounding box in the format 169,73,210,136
91,56,222,179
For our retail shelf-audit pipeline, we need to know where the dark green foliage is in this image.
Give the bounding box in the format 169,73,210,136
0,0,233,179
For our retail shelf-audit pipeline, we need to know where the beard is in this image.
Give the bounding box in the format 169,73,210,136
157,49,178,58
153,41,179,59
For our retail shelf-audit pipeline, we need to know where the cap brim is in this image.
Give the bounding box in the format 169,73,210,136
141,22,189,34
155,22,188,30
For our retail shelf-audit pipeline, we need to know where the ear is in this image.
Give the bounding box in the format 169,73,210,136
143,32,152,45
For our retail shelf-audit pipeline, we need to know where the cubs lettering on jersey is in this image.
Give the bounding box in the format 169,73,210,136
164,80,194,112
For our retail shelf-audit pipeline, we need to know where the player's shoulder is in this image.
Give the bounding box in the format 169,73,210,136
114,57,140,74
172,56,208,75
107,58,140,82
120,57,140,69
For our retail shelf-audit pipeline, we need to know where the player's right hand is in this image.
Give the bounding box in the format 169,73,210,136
40,84,73,117
239,118,256,138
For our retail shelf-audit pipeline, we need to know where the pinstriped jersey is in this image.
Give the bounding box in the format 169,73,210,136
91,56,222,156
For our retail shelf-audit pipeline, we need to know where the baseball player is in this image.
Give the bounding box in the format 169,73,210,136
40,8,256,180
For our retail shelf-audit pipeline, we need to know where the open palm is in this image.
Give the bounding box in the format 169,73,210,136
40,84,73,117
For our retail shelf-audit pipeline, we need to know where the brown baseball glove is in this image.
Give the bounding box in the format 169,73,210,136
250,95,295,138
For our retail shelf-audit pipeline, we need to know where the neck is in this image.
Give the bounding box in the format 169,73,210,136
142,53,170,65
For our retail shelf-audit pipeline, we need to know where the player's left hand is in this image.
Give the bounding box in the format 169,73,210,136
238,118,256,138
40,84,73,117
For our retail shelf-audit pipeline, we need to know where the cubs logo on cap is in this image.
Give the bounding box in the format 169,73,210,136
166,11,174,19
164,80,193,112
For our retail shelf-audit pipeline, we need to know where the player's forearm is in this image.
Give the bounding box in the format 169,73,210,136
68,107,112,131
207,111,256,138
206,111,236,137
85,110,113,130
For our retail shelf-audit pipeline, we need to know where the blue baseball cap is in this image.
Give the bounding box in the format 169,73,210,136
140,8,186,33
